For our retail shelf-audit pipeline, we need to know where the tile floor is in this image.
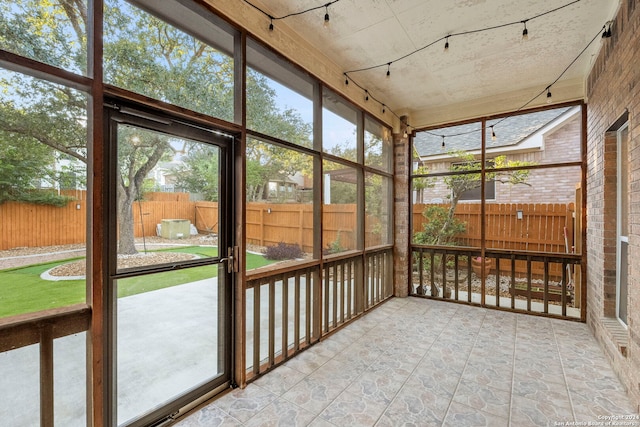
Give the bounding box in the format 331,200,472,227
175,297,639,427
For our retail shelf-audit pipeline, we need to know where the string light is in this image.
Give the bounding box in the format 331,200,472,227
345,0,581,76
417,23,606,142
324,5,330,28
522,20,529,40
344,71,413,131
441,135,446,150
602,22,612,38
243,0,343,31
244,0,592,138
345,20,604,145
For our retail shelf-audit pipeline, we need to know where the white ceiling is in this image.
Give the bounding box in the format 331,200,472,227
247,0,618,128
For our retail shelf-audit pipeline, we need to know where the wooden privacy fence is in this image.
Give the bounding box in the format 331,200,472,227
245,203,383,253
3,194,572,256
413,202,576,278
246,204,314,253
0,191,377,252
413,202,575,252
0,190,87,250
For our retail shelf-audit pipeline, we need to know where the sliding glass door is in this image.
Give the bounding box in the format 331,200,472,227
105,102,234,426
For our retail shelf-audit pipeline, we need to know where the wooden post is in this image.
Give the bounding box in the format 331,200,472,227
40,324,54,427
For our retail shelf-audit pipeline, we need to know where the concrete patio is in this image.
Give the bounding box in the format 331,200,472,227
176,297,639,427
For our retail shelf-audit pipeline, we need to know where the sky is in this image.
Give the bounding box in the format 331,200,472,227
267,78,357,154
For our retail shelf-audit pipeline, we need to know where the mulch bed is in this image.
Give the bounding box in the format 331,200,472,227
47,252,198,277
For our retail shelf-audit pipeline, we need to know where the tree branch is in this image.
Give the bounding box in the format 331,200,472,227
0,121,87,163
57,0,87,44
132,137,169,190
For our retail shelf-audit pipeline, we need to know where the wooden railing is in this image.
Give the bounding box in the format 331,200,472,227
322,252,361,334
0,305,91,427
411,245,582,319
364,248,394,310
245,248,393,380
245,264,321,379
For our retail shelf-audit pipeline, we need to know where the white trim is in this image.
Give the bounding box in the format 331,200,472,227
616,122,629,326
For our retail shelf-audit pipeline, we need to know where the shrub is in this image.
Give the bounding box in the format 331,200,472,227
413,205,465,246
0,190,75,207
323,230,346,255
263,242,304,260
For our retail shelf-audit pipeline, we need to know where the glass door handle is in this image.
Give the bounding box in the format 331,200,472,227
220,247,239,273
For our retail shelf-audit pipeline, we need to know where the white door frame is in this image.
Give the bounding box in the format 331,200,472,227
616,122,629,327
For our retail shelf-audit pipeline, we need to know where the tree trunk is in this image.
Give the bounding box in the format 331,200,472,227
117,183,138,255
435,196,459,246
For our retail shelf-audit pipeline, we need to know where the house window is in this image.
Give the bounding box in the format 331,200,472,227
452,160,496,201
457,179,496,201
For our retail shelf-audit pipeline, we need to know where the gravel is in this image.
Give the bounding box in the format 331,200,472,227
47,252,199,277
0,235,217,271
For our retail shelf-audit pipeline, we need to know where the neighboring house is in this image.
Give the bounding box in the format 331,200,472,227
148,160,184,193
413,106,581,205
267,172,315,203
38,155,86,192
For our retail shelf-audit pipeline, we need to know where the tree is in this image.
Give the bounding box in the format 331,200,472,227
417,150,534,246
1,0,313,254
0,133,73,206
0,71,88,207
412,164,434,205
175,145,220,201
245,134,312,203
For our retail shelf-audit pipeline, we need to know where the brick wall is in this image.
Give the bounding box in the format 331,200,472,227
393,120,410,297
586,0,640,412
418,115,582,205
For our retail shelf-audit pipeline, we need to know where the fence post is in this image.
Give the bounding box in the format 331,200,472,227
260,207,265,247
298,206,303,250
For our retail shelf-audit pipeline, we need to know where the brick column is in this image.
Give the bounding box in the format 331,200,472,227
393,117,410,297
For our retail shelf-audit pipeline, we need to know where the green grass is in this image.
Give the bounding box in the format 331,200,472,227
0,260,86,318
0,247,275,318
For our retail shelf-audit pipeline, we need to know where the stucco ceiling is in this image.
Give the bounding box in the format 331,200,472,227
243,0,619,128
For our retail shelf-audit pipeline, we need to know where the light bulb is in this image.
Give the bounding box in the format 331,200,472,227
522,22,528,41
444,37,449,52
491,127,496,141
546,88,552,104
323,6,330,28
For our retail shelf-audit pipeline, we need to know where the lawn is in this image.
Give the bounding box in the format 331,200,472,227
0,247,275,318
